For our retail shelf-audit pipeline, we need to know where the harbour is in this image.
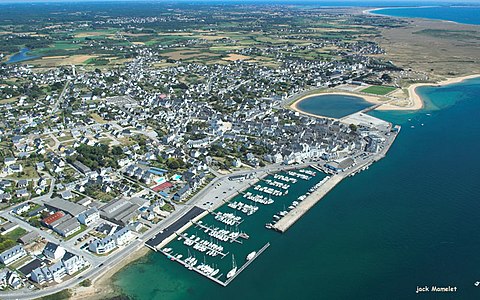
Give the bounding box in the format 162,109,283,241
140,109,400,286
145,166,328,285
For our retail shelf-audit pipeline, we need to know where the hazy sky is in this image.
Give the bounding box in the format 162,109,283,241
0,0,478,2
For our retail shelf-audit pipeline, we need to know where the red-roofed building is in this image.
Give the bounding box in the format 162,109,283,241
42,211,65,226
152,182,173,192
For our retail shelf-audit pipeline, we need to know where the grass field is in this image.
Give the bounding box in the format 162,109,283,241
361,85,397,95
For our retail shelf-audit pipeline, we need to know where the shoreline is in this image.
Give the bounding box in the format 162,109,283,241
363,6,480,27
72,75,480,299
291,74,480,116
290,90,386,119
72,246,150,299
405,74,480,111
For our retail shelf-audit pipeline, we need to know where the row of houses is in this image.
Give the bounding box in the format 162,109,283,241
88,226,134,254
30,251,88,284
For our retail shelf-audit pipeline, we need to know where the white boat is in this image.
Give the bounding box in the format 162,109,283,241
226,255,237,279
246,251,256,261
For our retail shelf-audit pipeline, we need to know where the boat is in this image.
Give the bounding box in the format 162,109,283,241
246,251,256,261
226,255,237,279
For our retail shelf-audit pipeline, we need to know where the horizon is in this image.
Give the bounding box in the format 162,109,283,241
0,0,479,4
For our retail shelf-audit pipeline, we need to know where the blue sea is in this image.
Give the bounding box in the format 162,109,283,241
373,6,480,25
114,78,480,299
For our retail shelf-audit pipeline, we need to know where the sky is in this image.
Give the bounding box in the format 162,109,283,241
0,0,478,2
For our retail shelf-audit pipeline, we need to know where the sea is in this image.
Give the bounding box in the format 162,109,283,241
372,6,480,25
113,77,480,299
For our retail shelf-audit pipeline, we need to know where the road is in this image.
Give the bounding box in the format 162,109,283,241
0,160,325,299
52,80,70,114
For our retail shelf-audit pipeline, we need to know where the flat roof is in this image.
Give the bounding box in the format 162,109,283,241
146,206,205,248
45,198,86,217
18,258,42,276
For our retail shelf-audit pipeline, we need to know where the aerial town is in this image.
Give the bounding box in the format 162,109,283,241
0,3,407,298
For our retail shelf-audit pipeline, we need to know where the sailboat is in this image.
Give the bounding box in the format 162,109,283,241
226,254,237,279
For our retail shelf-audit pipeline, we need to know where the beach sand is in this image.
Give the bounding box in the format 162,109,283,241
291,74,480,116
72,247,150,299
289,90,386,119
394,74,480,111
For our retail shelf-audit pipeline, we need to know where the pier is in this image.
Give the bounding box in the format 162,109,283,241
224,242,270,286
160,242,270,287
192,221,244,244
272,175,344,232
175,232,229,258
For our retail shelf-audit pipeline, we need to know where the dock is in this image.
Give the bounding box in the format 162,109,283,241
224,242,270,286
192,221,244,244
210,211,244,226
175,232,229,258
272,175,344,232
160,242,270,287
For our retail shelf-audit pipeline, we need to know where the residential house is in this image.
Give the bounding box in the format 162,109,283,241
77,207,100,226
0,245,27,265
62,252,87,275
88,236,116,254
43,242,66,261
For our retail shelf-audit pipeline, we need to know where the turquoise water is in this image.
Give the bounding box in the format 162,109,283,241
7,48,39,64
295,94,372,118
114,77,480,299
373,6,480,25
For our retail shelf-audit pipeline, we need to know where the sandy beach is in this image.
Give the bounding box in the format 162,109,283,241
291,74,480,116
290,90,386,119
400,74,480,111
72,246,151,299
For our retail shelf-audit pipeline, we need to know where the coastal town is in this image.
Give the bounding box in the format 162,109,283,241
0,3,413,298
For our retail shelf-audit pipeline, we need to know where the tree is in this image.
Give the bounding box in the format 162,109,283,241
349,124,358,132
80,279,92,287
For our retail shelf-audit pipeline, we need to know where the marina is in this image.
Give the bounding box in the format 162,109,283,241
151,167,325,285
192,221,247,244
159,243,270,286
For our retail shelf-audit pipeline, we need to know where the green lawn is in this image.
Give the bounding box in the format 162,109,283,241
3,227,27,241
64,224,87,241
361,85,397,95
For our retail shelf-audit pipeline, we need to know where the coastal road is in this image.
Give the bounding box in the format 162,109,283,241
0,161,325,299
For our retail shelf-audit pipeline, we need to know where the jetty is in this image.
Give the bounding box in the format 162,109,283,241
224,242,270,286
272,175,343,232
160,242,270,287
192,221,244,244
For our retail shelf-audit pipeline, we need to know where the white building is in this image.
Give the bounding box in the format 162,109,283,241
30,267,53,284
43,242,66,261
89,236,116,254
48,261,66,281
62,252,87,275
113,227,134,246
78,207,100,226
0,245,26,265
